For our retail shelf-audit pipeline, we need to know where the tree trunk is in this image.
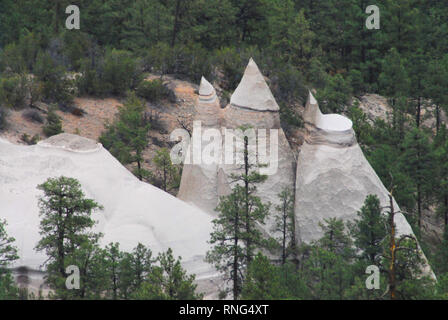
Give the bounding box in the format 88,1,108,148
444,194,448,227
282,206,287,265
436,105,441,134
163,165,167,191
417,183,422,230
244,136,251,264
233,199,239,300
416,96,421,128
137,159,143,181
388,194,397,300
171,0,181,47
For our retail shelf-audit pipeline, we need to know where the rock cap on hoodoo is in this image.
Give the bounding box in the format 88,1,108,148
230,58,279,112
304,91,353,132
37,133,101,152
199,76,217,103
199,76,215,96
303,91,323,126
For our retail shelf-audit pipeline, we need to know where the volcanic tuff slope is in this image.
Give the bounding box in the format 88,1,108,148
0,134,220,298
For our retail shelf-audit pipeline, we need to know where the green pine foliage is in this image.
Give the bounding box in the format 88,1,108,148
99,93,150,181
43,108,63,137
0,219,19,300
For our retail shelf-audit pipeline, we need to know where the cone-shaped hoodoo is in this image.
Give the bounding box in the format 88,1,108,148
230,58,279,112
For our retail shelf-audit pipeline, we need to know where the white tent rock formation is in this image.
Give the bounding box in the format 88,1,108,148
178,60,433,276
0,59,435,298
177,77,222,213
178,59,296,239
296,92,433,276
296,91,410,241
0,134,220,298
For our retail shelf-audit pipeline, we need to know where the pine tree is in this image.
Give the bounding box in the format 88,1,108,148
133,248,202,300
427,55,448,133
206,187,248,300
382,193,435,300
34,176,103,299
104,242,123,300
301,218,354,300
349,195,386,266
241,253,284,299
0,219,19,300
400,128,434,230
408,50,428,128
207,129,269,299
100,93,150,181
127,243,155,293
434,226,448,276
435,136,448,227
43,108,63,137
270,2,314,67
273,188,295,265
228,129,270,265
378,48,410,106
153,148,180,192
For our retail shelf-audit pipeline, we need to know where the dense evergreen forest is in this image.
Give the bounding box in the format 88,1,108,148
1,0,448,300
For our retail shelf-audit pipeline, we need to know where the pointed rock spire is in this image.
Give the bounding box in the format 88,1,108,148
199,76,215,96
198,76,217,103
303,90,354,138
230,58,279,112
303,91,323,125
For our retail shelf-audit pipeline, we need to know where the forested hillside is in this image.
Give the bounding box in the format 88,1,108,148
1,0,448,300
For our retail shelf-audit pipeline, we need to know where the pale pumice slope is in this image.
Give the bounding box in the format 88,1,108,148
0,134,219,296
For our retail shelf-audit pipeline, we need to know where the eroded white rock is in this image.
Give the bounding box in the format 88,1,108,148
0,134,220,298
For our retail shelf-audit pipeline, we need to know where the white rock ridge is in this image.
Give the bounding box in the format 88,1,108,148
0,134,220,297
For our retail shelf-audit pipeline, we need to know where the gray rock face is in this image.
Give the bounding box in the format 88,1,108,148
219,106,296,238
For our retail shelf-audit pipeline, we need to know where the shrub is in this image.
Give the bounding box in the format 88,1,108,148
33,51,73,106
0,105,9,131
271,63,307,105
136,79,171,103
0,43,26,73
77,59,105,96
280,103,303,129
22,109,44,123
0,33,40,73
316,74,352,113
21,133,40,145
102,49,142,95
349,69,366,96
43,109,63,137
214,46,262,91
0,75,28,109
144,43,212,83
62,31,90,71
